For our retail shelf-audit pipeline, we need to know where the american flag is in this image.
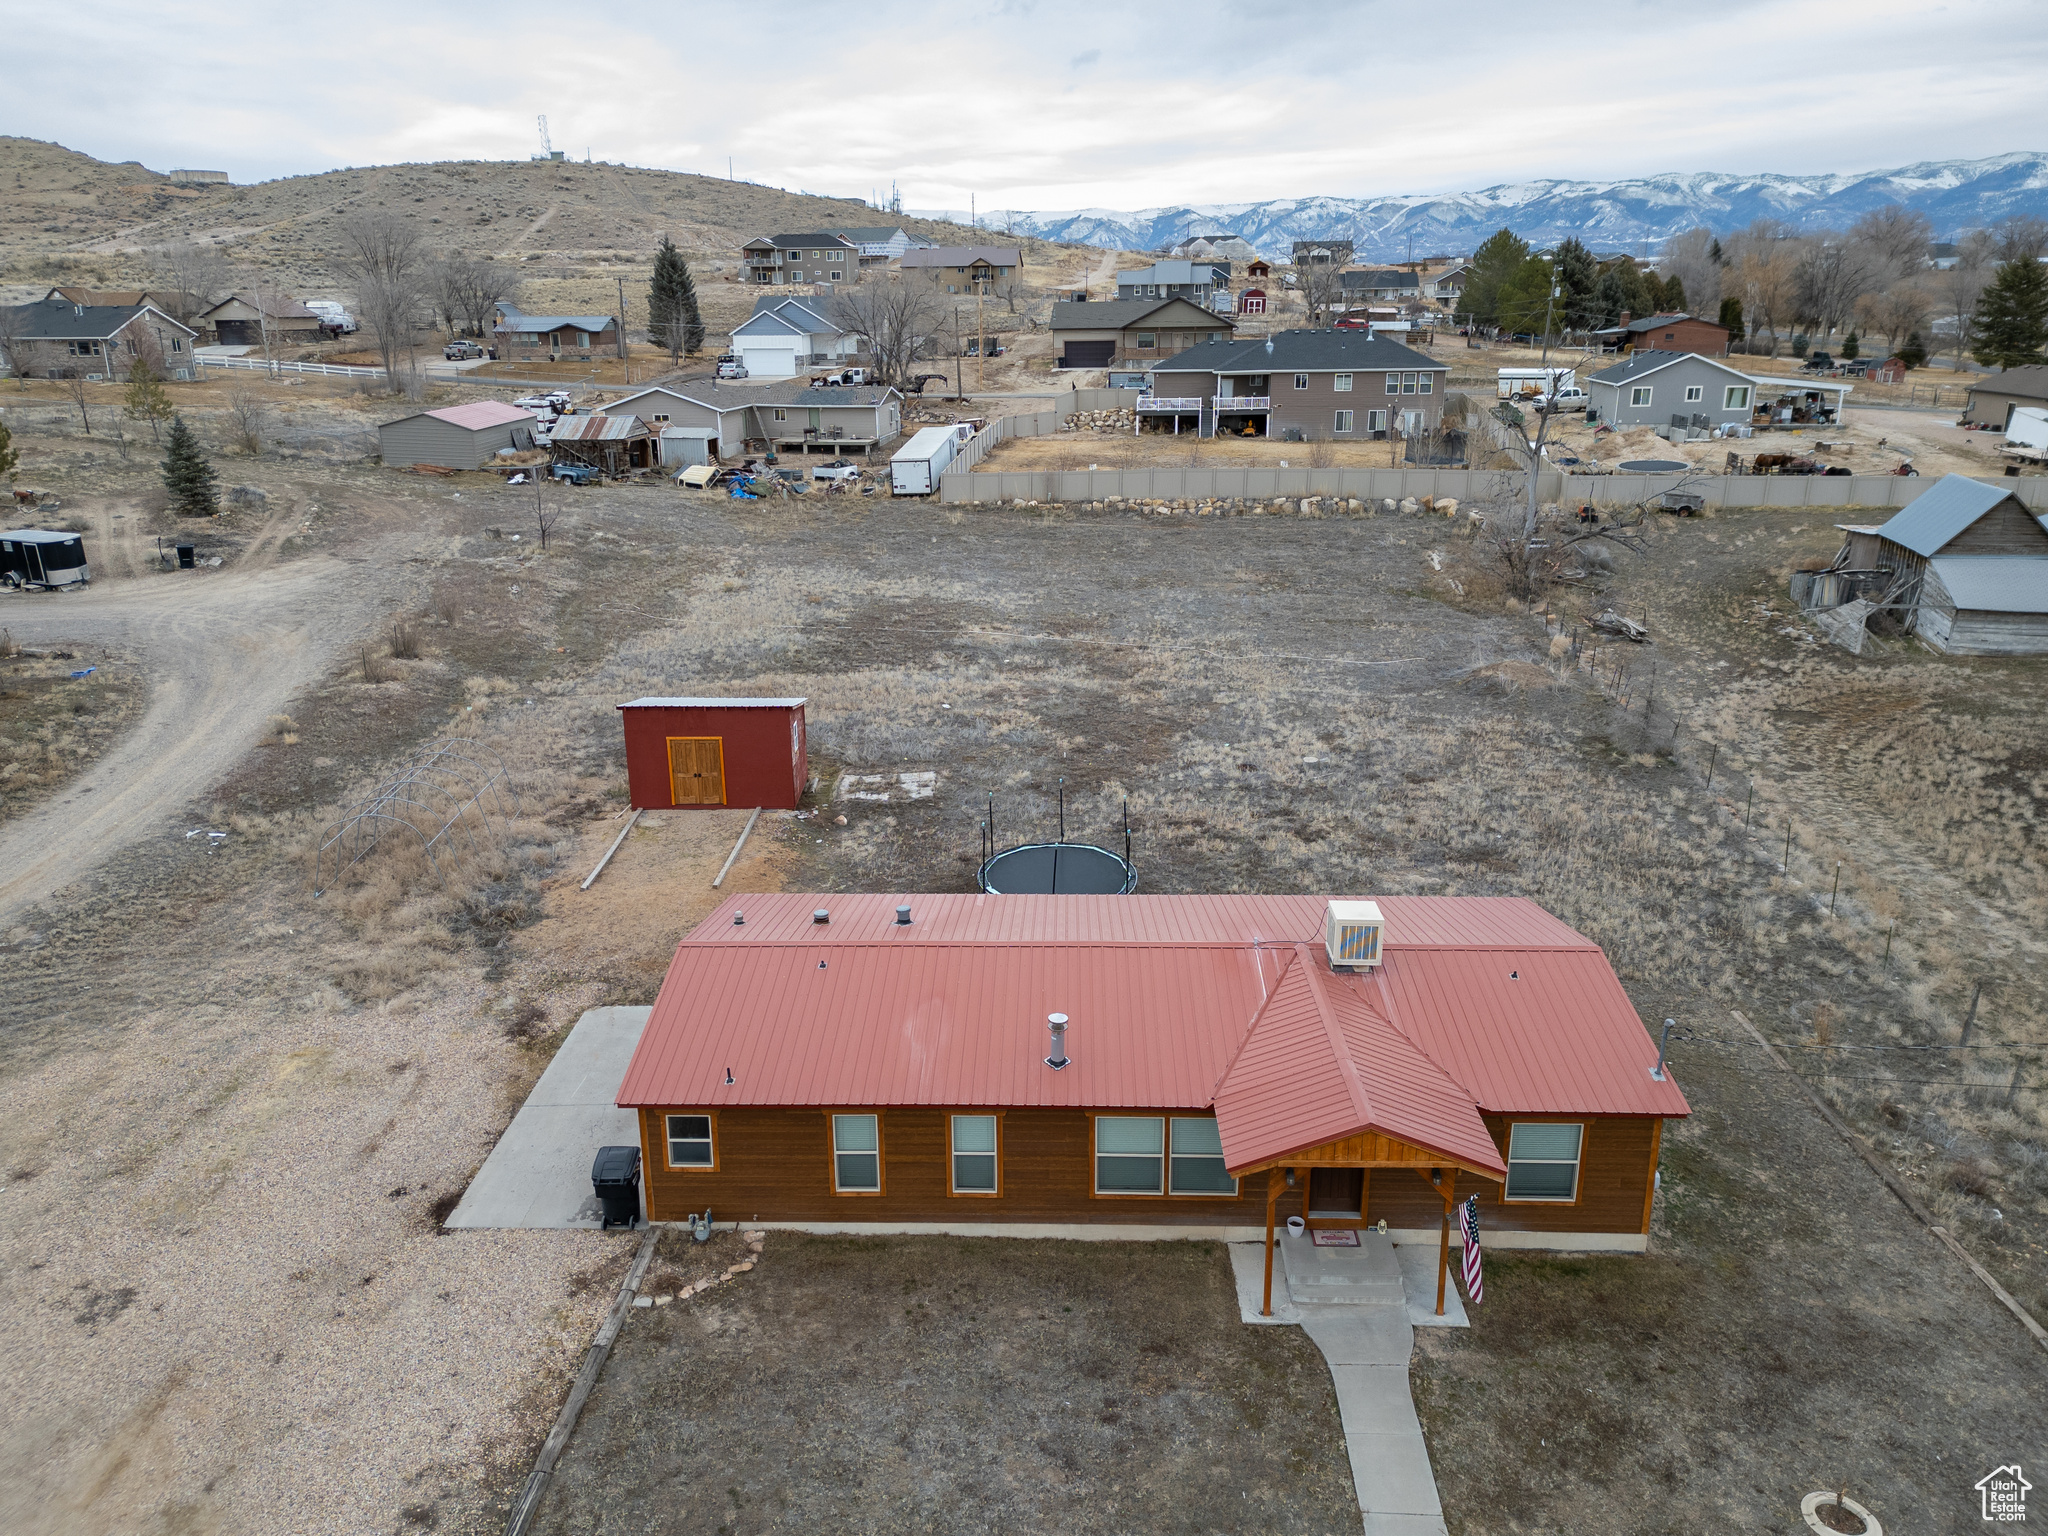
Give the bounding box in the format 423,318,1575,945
1460,1195,1484,1305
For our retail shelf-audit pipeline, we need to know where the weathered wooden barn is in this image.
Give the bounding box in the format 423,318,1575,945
1831,474,2048,654
616,893,1690,1309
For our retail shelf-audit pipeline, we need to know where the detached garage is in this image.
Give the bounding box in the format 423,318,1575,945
378,401,538,469
618,697,808,810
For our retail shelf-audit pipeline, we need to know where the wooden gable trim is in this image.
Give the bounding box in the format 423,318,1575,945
1232,1128,1502,1182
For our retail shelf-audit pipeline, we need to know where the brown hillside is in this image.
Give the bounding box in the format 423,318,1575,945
0,137,1086,300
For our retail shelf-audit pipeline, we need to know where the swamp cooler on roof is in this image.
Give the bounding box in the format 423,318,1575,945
976,785,1138,895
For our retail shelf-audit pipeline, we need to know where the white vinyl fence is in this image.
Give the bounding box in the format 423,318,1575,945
197,356,387,379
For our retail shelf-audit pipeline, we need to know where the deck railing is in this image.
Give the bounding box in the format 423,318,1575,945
1136,395,1202,411
1213,395,1271,410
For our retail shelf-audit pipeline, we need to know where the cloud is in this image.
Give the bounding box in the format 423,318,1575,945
0,0,2038,212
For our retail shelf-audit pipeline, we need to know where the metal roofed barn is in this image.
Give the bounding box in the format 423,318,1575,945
616,698,807,810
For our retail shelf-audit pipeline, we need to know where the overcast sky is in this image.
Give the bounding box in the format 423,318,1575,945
9,0,2042,210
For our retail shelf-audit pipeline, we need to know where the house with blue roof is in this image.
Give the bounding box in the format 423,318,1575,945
729,295,859,379
492,303,618,363
1832,474,2048,653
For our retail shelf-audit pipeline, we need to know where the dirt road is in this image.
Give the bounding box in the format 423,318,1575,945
0,547,404,921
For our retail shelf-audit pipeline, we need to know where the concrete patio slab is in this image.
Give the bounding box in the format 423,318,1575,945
1226,1241,1304,1323
1394,1241,1470,1327
446,1006,651,1230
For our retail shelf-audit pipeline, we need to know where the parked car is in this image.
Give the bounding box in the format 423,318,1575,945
813,368,871,387
1803,351,1835,372
443,340,485,360
812,459,860,482
716,360,748,380
551,463,600,485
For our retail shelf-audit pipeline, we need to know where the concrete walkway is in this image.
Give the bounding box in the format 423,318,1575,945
1229,1232,1464,1534
447,1006,651,1229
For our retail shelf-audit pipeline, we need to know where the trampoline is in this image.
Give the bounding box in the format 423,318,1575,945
1617,459,1689,473
976,785,1137,895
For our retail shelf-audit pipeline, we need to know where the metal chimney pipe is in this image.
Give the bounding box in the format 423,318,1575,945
1045,1012,1070,1070
895,904,912,925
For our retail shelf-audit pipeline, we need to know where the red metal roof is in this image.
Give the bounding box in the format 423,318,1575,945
619,895,1690,1168
1212,946,1507,1175
425,400,538,431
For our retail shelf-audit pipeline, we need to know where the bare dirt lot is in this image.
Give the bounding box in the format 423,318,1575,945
0,381,2043,1535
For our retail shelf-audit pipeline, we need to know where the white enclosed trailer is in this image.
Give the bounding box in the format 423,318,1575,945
890,424,967,495
2002,405,2048,465
1498,366,1576,399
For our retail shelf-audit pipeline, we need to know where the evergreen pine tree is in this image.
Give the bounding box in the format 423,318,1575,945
1593,268,1629,329
1971,258,2048,369
1661,273,1687,312
161,415,218,516
1840,330,1859,360
1458,228,1531,327
1899,331,1928,369
648,237,709,364
1551,237,1598,332
1717,295,1745,338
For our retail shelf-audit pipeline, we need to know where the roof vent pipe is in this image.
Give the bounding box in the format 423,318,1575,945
813,908,829,924
1045,1013,1070,1070
895,904,912,925
733,911,745,925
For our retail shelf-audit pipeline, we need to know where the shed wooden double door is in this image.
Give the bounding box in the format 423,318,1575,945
666,737,725,805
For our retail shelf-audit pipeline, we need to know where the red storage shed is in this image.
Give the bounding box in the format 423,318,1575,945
617,697,807,811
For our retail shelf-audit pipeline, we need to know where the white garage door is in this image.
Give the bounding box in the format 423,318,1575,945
734,339,798,378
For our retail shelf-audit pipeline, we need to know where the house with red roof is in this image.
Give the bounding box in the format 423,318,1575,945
617,893,1688,1307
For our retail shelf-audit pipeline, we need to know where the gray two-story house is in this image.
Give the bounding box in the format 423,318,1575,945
1146,331,1449,439
1115,260,1232,311
1586,350,1759,428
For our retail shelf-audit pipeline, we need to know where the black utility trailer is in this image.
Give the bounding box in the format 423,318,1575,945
0,529,90,589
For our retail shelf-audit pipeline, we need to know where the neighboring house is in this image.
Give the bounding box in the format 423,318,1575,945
1293,240,1354,266
493,303,618,362
1339,269,1421,304
0,299,199,381
617,893,1689,1269
197,292,324,347
899,246,1023,295
740,234,860,286
1115,260,1232,309
1829,475,2048,654
601,380,903,457
1049,297,1236,370
378,400,538,469
1590,312,1730,357
43,285,205,320
1586,350,1758,427
1925,242,1960,271
1170,233,1258,262
729,295,859,379
1148,329,1448,439
1963,364,2048,428
1238,288,1267,316
826,227,914,270
1245,257,1272,282
1423,265,1469,309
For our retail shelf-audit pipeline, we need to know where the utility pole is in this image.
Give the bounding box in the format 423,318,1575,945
951,306,963,400
976,284,986,393
615,275,630,381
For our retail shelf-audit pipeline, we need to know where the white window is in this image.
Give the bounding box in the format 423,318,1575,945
1725,385,1751,410
1418,372,1433,395
1367,409,1388,432
1168,1117,1237,1194
1333,409,1354,433
1385,372,1400,393
830,271,842,281
773,409,787,422
1293,373,1309,390
577,333,590,350
1334,373,1353,392
1402,371,1417,394
665,1114,713,1168
1630,386,1653,407
1684,384,1704,403
1504,1122,1582,1201
1095,1116,1164,1194
951,1114,998,1194
832,1113,881,1192
1137,333,1155,349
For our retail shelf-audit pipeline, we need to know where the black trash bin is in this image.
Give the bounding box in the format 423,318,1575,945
175,542,197,569
591,1145,641,1229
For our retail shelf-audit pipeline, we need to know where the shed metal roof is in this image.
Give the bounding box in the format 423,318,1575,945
619,697,807,708
1928,555,2048,613
616,893,1691,1136
1874,473,2022,557
550,413,649,441
423,400,536,431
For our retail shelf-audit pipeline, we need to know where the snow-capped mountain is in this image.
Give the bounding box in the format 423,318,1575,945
914,153,2048,259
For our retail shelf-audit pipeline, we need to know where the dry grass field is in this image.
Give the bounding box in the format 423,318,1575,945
0,371,2044,1534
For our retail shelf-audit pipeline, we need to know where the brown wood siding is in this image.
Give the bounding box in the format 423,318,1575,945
637,1105,1662,1234
1941,497,2048,556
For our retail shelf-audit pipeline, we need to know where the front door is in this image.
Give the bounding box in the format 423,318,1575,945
667,737,725,806
1308,1167,1366,1218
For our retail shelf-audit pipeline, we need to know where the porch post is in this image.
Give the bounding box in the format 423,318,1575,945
1435,1169,1458,1317
1261,1172,1282,1317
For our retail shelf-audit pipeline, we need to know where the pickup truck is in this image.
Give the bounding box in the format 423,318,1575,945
812,458,860,482
551,463,600,485
813,368,871,387
1535,386,1591,413
443,340,485,360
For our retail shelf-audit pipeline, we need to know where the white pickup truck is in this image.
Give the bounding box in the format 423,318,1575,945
1535,385,1591,413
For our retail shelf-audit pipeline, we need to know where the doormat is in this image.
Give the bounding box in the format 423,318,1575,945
1311,1230,1360,1247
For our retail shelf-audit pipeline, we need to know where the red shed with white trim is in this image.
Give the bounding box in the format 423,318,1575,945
617,697,807,810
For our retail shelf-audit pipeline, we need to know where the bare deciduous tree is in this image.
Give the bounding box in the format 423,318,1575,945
1858,281,1932,353
335,212,429,384
1794,238,1877,342
430,252,513,339
66,373,94,435
1993,215,2048,264
0,303,28,389
1658,227,1723,317
1848,204,1935,284
830,279,943,383
224,384,268,455
152,241,231,325
1938,234,1995,369
1725,219,1797,354
1288,262,1345,325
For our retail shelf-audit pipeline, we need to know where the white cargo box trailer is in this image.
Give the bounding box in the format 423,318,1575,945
2002,405,2048,465
1498,366,1576,399
891,424,969,495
